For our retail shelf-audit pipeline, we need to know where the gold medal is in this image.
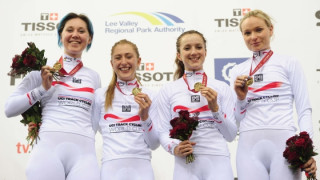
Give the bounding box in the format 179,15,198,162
246,78,253,86
132,87,141,96
53,62,62,72
194,82,203,92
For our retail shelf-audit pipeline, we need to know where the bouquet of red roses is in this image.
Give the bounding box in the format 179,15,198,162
169,110,199,164
8,42,48,146
8,42,47,77
283,131,318,180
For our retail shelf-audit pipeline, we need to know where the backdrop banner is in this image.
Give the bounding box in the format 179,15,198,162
1,0,319,179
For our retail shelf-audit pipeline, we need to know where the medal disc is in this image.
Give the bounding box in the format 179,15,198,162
194,82,202,92
53,62,62,72
132,87,141,96
246,78,253,86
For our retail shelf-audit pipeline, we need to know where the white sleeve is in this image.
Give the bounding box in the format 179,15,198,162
91,90,101,134
289,58,313,138
90,72,102,134
234,99,248,122
141,90,160,150
5,71,50,117
155,86,181,155
141,114,160,150
229,65,247,122
95,72,102,89
213,84,238,142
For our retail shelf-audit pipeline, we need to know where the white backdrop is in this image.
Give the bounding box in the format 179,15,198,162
1,0,319,179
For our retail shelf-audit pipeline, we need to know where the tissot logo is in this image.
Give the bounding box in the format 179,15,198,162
145,63,154,71
316,10,320,26
21,13,59,32
40,13,58,21
214,8,250,32
136,62,174,82
137,63,154,71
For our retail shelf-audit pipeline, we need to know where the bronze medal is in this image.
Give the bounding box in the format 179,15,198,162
246,78,253,86
132,87,141,96
194,82,202,92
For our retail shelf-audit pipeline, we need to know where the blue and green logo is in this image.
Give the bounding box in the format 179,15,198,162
112,12,184,26
105,11,185,34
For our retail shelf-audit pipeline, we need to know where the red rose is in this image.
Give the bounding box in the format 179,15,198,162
170,117,179,127
286,136,297,145
11,55,22,69
8,42,48,146
287,151,299,162
21,48,28,57
175,123,188,132
169,123,188,140
283,148,290,158
179,110,190,119
169,109,199,163
283,131,318,179
23,54,37,68
295,138,305,147
169,128,177,137
299,131,309,139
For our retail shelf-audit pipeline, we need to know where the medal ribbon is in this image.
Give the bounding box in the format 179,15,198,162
183,72,207,93
58,56,83,76
249,50,273,76
115,81,139,95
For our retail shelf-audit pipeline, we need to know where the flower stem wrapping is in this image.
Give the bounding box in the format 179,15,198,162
20,102,42,146
186,154,195,164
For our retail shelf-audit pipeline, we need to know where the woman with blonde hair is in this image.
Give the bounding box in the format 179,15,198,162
230,9,317,179
92,39,159,180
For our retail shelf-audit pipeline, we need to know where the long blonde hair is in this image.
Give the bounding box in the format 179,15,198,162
173,30,207,80
239,9,273,32
104,39,141,110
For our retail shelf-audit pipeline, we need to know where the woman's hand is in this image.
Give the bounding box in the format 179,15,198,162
134,92,152,121
174,140,196,157
41,66,53,90
234,75,251,100
200,86,219,112
27,122,41,140
302,157,317,178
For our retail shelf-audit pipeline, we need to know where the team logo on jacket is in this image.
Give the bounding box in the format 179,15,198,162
72,77,82,84
254,74,263,82
122,105,131,112
185,72,193,77
191,95,200,102
104,114,142,133
118,82,125,86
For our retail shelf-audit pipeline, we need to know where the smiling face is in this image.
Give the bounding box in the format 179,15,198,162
60,18,92,58
241,16,273,52
177,33,207,71
111,43,141,81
